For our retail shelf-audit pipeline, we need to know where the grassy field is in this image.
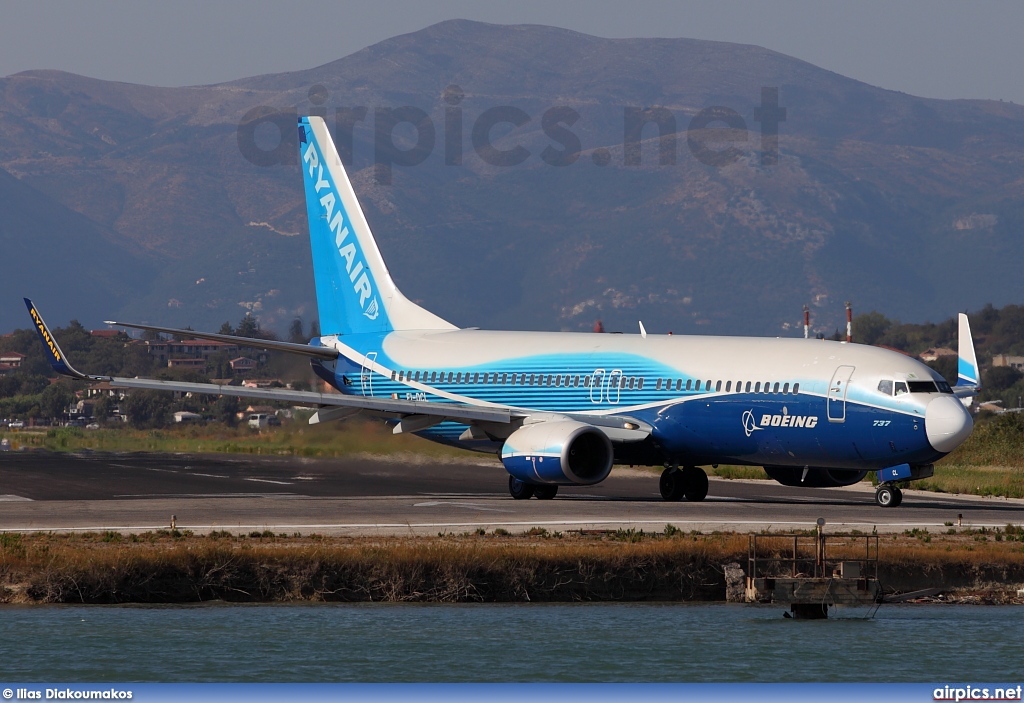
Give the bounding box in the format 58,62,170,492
4,411,1024,498
0,420,472,461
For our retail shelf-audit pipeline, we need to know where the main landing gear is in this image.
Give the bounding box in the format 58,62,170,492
509,476,558,500
659,465,709,502
874,484,903,508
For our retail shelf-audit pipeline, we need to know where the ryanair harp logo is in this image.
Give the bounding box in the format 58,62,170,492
742,408,818,437
302,139,381,321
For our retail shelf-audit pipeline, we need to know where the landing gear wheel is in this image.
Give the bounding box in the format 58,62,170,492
660,467,686,501
875,484,902,508
533,485,558,500
509,476,535,500
682,466,709,502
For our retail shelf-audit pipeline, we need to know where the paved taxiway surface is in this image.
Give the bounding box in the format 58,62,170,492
1,451,1022,534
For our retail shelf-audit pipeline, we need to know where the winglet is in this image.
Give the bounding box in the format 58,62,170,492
954,312,980,406
23,298,89,380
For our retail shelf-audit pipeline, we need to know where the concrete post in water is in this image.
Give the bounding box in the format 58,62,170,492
171,515,177,530
803,305,810,339
723,563,746,602
845,302,853,343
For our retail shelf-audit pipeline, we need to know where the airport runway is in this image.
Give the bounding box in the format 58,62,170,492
1,450,1022,535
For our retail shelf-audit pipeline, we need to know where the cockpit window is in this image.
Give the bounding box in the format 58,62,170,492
894,381,909,396
908,381,938,393
877,379,893,395
936,380,953,394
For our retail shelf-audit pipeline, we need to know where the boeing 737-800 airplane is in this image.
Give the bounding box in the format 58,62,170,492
25,116,980,507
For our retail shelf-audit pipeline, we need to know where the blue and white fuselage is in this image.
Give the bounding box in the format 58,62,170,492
291,113,975,506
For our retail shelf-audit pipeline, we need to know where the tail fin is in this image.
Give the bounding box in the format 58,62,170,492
298,116,455,336
955,312,980,406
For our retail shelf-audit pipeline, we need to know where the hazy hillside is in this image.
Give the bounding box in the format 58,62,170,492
2,20,1024,335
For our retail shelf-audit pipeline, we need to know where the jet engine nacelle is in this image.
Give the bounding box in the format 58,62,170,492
501,420,613,485
763,465,869,488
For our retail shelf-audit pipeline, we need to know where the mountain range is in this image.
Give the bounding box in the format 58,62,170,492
2,20,1023,337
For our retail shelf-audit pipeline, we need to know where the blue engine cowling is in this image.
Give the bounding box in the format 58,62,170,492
501,421,613,485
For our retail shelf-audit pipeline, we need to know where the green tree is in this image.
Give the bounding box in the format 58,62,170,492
214,395,240,426
853,311,895,346
984,366,1023,393
288,317,305,344
236,314,260,339
93,394,113,423
122,390,172,428
39,382,75,421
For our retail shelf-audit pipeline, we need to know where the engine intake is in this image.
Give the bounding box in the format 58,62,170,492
763,465,868,488
501,420,614,485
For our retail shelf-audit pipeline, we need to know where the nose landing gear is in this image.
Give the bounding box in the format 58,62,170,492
874,483,903,508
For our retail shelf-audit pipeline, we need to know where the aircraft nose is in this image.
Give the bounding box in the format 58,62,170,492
925,395,973,453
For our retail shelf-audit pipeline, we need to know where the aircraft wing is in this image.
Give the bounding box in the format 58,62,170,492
25,299,511,425
25,299,652,438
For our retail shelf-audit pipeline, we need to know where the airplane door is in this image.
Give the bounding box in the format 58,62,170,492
361,352,378,397
607,369,622,404
827,365,855,422
589,369,605,403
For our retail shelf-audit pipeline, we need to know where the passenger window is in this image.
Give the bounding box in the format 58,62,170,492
584,376,592,388
744,381,751,392
455,372,462,383
656,379,662,390
573,375,581,387
685,379,692,391
754,382,761,393
715,380,722,392
637,378,644,390
773,382,780,393
793,383,799,394
783,383,789,394
725,381,732,392
501,373,507,385
894,381,909,396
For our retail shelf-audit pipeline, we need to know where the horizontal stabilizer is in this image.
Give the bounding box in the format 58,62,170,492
103,320,338,360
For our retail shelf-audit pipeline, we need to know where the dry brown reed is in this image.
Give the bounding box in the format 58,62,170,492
1,529,1021,605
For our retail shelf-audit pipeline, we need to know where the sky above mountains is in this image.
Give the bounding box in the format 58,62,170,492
1,0,1022,103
